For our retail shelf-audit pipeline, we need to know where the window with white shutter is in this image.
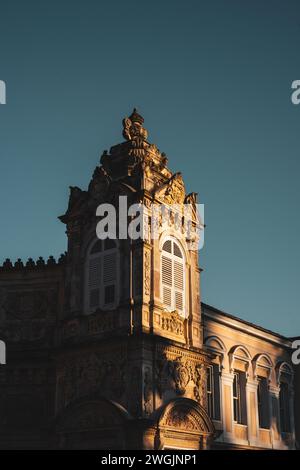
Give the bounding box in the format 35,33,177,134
86,239,118,314
161,238,185,315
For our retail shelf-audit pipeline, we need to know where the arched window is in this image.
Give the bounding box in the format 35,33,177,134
161,238,185,315
86,238,118,313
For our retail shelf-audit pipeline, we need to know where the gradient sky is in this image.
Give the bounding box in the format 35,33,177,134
0,0,299,336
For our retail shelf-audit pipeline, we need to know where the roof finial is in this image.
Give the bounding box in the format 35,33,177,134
123,108,148,141
129,108,144,124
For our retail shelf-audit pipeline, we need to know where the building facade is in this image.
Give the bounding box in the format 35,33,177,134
0,110,298,449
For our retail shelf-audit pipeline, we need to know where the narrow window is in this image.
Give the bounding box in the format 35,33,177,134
233,371,247,425
87,239,118,313
161,238,185,315
257,376,270,429
279,382,291,433
207,364,221,420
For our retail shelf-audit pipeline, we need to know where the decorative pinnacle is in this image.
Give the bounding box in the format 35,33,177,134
122,108,148,141
129,108,144,125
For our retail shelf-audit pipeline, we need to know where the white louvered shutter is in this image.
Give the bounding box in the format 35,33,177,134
103,251,117,305
89,256,102,309
174,260,184,312
162,255,173,309
87,239,119,314
161,239,185,315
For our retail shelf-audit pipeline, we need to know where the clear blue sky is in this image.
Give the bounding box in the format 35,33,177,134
0,0,299,336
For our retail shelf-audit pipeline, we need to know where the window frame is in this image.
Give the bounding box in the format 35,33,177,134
160,236,186,317
279,381,291,433
85,238,120,314
257,376,270,430
232,370,247,425
207,364,221,421
233,371,242,424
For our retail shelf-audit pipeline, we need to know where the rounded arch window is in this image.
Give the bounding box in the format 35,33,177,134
86,238,119,313
161,237,185,315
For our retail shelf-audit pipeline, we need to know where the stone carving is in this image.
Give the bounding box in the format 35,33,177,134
0,324,50,343
2,289,57,320
155,346,208,407
184,192,199,225
61,311,119,341
123,108,148,142
144,251,150,296
168,356,191,395
165,408,198,431
0,289,57,343
87,311,118,335
161,310,184,336
156,173,185,206
88,166,111,203
192,363,207,408
161,406,206,433
58,351,126,409
164,175,185,205
62,319,80,339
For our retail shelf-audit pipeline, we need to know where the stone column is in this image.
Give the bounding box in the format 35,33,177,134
221,372,235,442
246,379,259,446
269,384,281,448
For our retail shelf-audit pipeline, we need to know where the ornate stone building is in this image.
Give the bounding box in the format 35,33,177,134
0,110,298,450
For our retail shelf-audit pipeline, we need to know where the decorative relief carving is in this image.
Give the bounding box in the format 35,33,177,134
61,311,119,342
155,346,208,408
144,250,151,296
87,311,118,335
0,324,51,343
2,289,57,320
0,288,57,343
122,108,148,142
88,166,111,203
156,173,185,206
161,406,206,433
161,310,184,336
62,319,80,339
164,174,185,205
164,408,198,431
58,350,126,410
167,356,191,395
191,363,207,408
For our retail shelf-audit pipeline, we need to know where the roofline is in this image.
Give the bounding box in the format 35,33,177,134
201,302,293,343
